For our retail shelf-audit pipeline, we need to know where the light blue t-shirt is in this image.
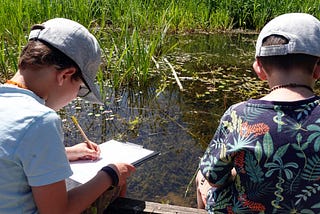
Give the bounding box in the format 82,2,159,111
0,85,72,213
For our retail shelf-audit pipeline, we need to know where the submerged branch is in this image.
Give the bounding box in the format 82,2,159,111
164,57,183,91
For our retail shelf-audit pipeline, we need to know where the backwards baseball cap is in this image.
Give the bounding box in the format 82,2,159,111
255,13,320,58
28,18,103,104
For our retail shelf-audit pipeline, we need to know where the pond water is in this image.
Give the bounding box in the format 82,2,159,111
60,32,266,207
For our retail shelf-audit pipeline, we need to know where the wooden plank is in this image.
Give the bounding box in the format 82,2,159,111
67,179,207,214
104,197,207,214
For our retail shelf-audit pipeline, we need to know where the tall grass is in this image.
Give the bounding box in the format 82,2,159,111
0,0,319,89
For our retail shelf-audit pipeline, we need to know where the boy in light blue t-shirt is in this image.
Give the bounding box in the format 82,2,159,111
0,18,135,213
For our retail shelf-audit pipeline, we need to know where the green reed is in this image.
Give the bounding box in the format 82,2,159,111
0,0,319,90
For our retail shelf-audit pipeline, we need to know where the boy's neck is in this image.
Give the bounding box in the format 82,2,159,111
261,84,315,101
262,68,316,101
269,83,313,93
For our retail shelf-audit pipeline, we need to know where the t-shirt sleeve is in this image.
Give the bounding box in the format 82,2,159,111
199,107,234,185
15,111,72,186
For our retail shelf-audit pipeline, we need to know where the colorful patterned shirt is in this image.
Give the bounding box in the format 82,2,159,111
199,96,320,213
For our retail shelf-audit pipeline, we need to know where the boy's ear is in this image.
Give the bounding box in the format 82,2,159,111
56,67,77,86
313,59,320,80
253,59,267,80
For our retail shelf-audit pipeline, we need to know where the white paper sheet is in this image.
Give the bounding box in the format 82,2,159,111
69,140,158,184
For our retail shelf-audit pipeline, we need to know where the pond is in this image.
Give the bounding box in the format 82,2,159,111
60,32,266,207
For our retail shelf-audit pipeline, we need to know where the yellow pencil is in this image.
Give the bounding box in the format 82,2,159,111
71,115,95,150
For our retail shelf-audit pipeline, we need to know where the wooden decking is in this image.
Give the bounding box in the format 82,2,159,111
67,178,207,214
104,197,207,214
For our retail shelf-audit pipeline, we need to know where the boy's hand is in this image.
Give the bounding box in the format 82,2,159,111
65,142,101,161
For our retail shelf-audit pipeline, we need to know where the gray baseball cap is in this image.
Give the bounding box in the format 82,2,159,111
255,13,320,58
28,18,103,104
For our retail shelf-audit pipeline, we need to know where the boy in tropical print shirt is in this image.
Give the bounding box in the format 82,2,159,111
197,13,320,213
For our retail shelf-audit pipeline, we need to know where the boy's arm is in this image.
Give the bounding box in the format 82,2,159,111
32,163,135,214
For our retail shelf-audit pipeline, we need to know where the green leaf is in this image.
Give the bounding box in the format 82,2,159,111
264,163,278,168
296,133,302,143
284,169,293,179
314,138,320,152
263,132,273,158
291,143,301,150
301,155,320,181
296,152,305,158
300,142,310,150
265,169,276,177
307,124,320,131
301,209,315,214
311,202,320,208
285,163,298,168
273,143,289,161
308,132,320,143
245,152,264,183
254,141,262,163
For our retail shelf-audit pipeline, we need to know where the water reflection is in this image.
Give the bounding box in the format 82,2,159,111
60,32,267,207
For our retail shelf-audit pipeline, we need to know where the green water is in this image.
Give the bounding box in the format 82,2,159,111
60,32,266,207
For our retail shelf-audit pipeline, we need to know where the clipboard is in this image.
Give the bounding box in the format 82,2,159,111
69,140,160,184
132,151,160,167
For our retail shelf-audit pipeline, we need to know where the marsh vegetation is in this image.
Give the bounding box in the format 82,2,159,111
1,0,319,90
1,0,319,207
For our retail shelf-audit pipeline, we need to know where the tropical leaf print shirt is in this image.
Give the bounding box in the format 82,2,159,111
199,96,320,214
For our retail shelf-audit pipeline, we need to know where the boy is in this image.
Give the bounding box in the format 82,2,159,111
197,13,320,213
0,18,135,213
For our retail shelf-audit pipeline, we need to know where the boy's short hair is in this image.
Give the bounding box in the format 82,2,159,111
255,13,320,58
18,39,83,81
257,35,319,73
255,13,320,73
